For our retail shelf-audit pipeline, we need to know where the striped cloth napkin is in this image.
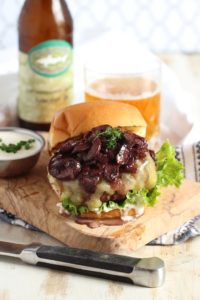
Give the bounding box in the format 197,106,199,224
0,141,200,245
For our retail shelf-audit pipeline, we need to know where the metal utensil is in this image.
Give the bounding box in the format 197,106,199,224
0,241,165,287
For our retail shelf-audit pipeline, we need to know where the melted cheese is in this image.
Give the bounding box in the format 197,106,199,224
58,153,157,213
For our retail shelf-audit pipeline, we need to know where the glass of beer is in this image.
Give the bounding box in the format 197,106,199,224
84,59,161,140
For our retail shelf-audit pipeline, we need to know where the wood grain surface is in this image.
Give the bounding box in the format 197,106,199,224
0,149,200,253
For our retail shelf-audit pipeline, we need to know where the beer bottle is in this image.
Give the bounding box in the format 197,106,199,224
18,0,73,131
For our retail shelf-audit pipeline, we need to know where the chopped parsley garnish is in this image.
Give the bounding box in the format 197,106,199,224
98,127,122,149
0,139,35,153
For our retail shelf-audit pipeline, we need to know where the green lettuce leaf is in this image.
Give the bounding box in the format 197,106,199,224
61,194,89,216
137,140,184,206
125,189,147,205
61,194,78,215
144,186,161,206
123,187,160,208
78,206,89,214
156,140,184,188
100,200,123,212
123,140,184,207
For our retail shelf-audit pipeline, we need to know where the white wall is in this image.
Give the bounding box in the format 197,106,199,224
0,0,200,53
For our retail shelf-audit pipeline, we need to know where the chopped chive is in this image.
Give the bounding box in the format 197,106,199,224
0,139,35,153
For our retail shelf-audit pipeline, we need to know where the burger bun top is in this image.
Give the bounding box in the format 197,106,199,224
49,101,147,150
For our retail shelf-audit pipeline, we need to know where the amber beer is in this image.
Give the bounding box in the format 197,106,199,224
85,77,160,139
18,0,73,131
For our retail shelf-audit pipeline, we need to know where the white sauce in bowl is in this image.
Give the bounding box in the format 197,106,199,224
0,131,42,160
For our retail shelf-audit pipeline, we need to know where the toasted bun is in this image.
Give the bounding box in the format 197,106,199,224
49,101,146,150
77,208,137,219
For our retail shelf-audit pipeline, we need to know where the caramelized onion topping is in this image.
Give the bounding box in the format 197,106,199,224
48,125,153,194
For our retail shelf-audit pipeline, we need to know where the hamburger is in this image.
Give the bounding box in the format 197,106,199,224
48,101,183,226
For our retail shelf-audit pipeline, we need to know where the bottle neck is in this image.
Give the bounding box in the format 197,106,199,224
19,0,72,52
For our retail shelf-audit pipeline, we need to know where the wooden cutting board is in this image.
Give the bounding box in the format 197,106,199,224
0,149,200,253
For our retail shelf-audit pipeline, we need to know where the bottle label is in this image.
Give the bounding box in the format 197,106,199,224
18,39,73,124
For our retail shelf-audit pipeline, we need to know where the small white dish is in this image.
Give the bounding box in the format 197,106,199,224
0,127,45,178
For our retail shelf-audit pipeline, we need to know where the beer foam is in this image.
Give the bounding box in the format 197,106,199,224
86,77,160,100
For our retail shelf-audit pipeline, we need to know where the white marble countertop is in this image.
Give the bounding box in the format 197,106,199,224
0,54,200,300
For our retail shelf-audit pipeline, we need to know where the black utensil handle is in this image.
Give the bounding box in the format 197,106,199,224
36,245,140,274
36,261,133,284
